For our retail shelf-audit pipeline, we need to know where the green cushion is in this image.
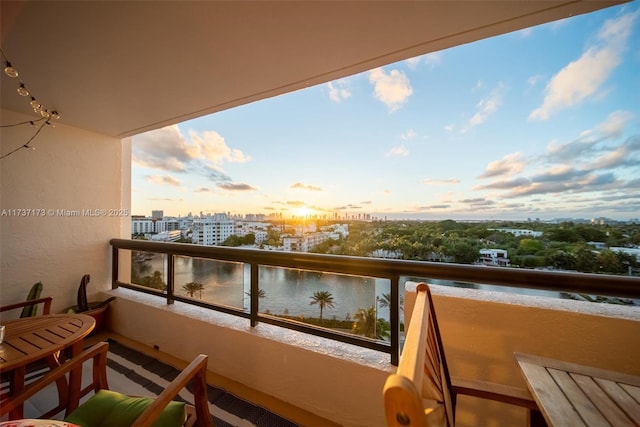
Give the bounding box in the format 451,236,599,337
65,389,186,427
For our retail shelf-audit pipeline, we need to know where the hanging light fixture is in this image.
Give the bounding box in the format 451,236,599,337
17,83,29,96
0,49,62,160
1,49,61,121
4,61,18,78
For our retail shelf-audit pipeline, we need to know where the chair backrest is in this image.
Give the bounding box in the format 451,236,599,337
0,341,214,427
0,294,52,319
383,282,456,427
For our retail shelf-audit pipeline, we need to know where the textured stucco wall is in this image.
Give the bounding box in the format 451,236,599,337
0,109,130,316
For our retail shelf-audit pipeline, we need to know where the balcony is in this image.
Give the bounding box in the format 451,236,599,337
2,2,638,426
55,239,640,426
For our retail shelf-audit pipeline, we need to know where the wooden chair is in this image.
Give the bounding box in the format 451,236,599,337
0,282,51,319
383,282,542,427
0,296,52,318
1,342,215,427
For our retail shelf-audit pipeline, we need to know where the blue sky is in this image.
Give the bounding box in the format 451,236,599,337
132,3,640,221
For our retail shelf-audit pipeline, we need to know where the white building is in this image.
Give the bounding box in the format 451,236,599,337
131,217,155,234
610,247,640,262
283,232,330,252
479,249,511,267
192,213,235,246
155,219,180,233
491,228,543,238
150,230,182,242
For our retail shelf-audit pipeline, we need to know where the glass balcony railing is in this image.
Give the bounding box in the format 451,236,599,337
111,238,640,365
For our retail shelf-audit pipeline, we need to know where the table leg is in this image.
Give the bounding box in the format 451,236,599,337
9,366,25,419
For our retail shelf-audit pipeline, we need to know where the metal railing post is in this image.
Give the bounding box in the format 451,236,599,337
112,246,119,289
167,253,175,305
250,263,259,327
390,276,400,366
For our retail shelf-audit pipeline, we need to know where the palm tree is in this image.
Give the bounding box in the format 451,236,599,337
244,288,266,299
182,281,205,299
309,291,335,323
352,306,377,338
352,306,391,339
377,292,404,312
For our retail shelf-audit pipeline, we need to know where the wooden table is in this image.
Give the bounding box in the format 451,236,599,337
515,352,640,427
0,314,95,419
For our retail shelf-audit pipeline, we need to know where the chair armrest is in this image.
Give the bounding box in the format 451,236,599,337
131,354,213,427
0,342,109,417
451,376,538,409
0,296,53,315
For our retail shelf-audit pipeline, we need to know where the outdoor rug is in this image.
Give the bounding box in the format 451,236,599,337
104,339,300,427
3,339,300,427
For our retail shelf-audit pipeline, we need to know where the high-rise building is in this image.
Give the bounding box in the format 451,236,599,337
191,213,234,246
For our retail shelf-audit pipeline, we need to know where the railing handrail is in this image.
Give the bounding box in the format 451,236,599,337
111,238,640,298
111,238,640,365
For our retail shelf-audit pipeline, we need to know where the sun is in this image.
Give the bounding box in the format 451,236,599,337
293,206,314,218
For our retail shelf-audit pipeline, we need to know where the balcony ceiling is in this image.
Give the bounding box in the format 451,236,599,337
0,1,626,138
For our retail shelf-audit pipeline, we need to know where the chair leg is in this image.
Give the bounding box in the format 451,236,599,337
529,409,548,427
45,352,69,417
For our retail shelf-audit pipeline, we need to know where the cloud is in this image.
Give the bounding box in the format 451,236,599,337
527,74,544,87
405,52,442,70
478,153,527,178
518,27,533,38
422,178,460,185
133,125,250,172
132,125,193,172
400,129,417,140
596,110,635,139
216,182,257,191
290,182,323,191
466,83,504,129
203,165,232,183
529,11,637,120
327,80,352,103
147,197,183,202
188,129,249,164
369,67,413,112
386,145,409,157
194,187,211,193
145,175,181,186
543,111,636,163
417,204,451,210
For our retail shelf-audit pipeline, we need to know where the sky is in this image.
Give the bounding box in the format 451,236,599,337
132,3,640,222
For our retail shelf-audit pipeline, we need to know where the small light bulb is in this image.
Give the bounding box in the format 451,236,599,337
4,62,18,78
17,84,29,96
40,109,50,117
30,97,41,109
51,110,60,120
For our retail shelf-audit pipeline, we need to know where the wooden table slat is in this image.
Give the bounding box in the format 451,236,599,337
36,328,72,343
572,373,634,427
519,361,586,426
548,368,608,426
620,384,640,405
594,378,640,426
515,353,640,427
18,332,57,350
5,337,42,356
0,314,95,419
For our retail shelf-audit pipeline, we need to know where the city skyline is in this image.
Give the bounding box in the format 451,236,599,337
132,3,640,221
